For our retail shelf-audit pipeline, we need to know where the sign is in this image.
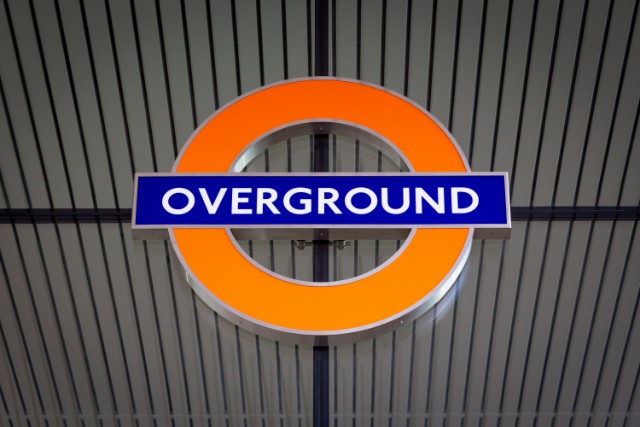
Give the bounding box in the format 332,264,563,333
132,79,511,344
134,173,508,228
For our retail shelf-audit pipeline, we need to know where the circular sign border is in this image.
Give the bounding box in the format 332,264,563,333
169,78,473,344
228,118,415,288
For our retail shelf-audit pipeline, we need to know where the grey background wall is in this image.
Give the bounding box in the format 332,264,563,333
0,0,639,426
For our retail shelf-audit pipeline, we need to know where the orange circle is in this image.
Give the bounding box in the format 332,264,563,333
171,79,471,339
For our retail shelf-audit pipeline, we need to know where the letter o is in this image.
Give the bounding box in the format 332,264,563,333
345,187,378,215
162,188,195,215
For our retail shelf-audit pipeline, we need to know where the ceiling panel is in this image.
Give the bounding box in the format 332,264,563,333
1,220,639,426
1,0,640,426
331,0,640,209
1,0,639,210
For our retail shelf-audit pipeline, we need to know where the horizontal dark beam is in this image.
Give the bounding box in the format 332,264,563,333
0,209,131,223
511,206,640,221
0,206,638,224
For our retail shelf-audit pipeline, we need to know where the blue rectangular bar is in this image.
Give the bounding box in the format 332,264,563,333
133,173,509,228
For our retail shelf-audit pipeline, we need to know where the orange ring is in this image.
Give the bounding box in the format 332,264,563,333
171,79,471,339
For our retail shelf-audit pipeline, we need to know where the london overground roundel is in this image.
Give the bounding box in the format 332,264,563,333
132,79,511,344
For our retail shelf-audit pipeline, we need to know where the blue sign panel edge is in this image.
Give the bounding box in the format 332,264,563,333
132,172,511,236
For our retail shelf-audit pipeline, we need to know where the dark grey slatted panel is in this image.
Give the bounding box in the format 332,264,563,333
0,0,62,209
329,220,640,426
258,0,287,84
448,0,486,159
511,221,571,427
529,0,589,208
0,0,311,209
543,221,612,427
531,219,637,427
2,0,638,211
8,222,638,424
462,239,505,427
332,0,359,78
102,223,161,427
38,0,116,210
0,225,58,427
0,343,19,427
0,36,31,210
132,239,192,426
0,222,315,426
507,0,563,207
553,0,619,206
377,0,409,94
440,240,485,426
358,0,384,84
390,319,414,426
597,6,640,208
210,0,241,104
258,339,285,425
1,0,639,211
3,226,96,427
470,0,513,173
615,97,640,207
330,0,640,209
6,0,90,210
472,223,529,427
182,0,218,125
579,220,639,427
0,95,19,209
153,0,199,149
508,0,640,207
166,243,207,425
129,0,181,169
494,221,549,427
192,299,229,425
575,0,639,207
89,224,175,426
485,0,536,204
556,221,622,426
103,0,157,179
232,0,262,92
55,222,121,425
422,0,460,129
70,0,135,210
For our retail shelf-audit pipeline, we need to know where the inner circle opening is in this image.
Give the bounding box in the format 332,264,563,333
228,122,413,284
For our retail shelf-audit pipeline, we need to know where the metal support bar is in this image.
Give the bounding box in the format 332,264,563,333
314,0,329,77
2,207,639,225
313,345,330,427
312,0,330,426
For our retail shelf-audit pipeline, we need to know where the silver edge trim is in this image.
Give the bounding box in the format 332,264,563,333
131,173,140,228
504,173,512,229
176,227,473,345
